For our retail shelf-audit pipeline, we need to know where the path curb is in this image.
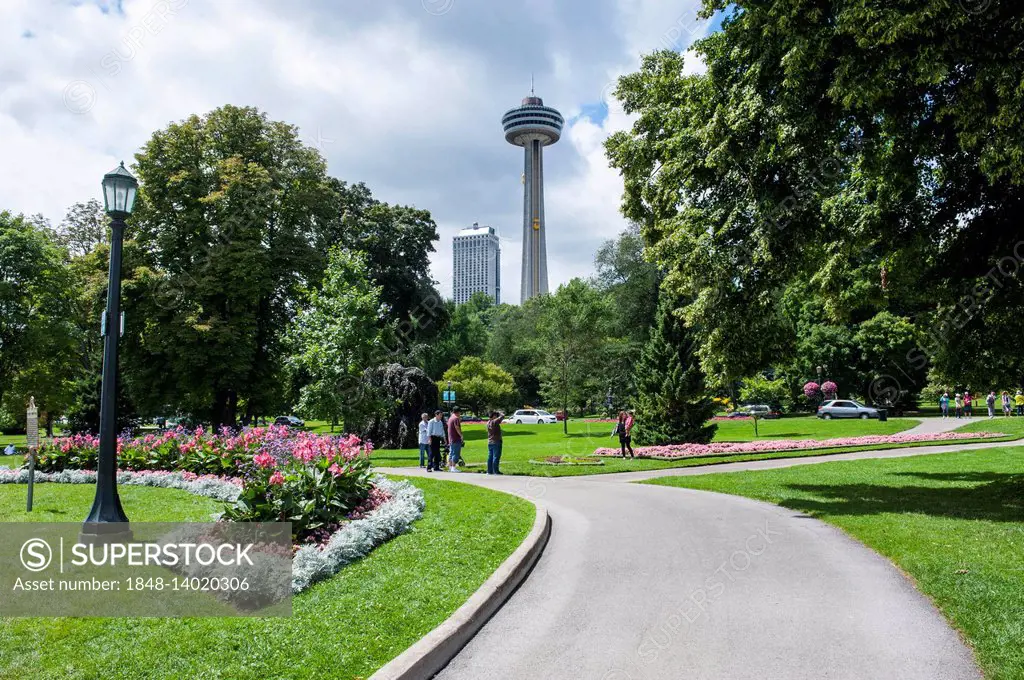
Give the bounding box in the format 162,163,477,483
369,501,551,680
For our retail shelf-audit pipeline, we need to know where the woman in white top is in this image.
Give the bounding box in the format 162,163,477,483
417,413,430,468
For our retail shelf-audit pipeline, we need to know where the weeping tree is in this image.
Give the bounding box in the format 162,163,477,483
356,364,438,449
633,294,717,446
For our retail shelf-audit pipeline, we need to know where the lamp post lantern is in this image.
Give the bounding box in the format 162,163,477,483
816,365,823,384
82,161,138,538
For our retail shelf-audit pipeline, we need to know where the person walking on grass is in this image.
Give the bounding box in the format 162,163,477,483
987,391,997,419
939,392,950,418
417,412,430,468
487,411,504,475
954,393,963,419
1002,390,1012,417
963,390,973,418
1016,390,1024,416
426,410,446,472
447,407,464,473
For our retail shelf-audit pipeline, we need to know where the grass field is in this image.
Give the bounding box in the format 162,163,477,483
368,416,967,477
0,477,534,679
643,448,1024,680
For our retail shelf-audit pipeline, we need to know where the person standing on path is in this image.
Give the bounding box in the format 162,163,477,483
986,391,996,419
417,413,430,468
954,393,963,419
939,392,950,418
447,407,464,472
427,410,446,472
963,391,973,417
1002,391,1012,416
486,411,504,475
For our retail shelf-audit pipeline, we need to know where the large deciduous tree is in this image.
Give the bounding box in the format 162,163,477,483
0,213,80,430
130,105,337,428
607,2,1024,392
536,279,612,432
286,249,386,431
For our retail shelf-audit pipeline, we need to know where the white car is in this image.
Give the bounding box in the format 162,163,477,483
504,409,558,425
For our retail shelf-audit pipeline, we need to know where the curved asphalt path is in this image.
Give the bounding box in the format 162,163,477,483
389,418,1008,679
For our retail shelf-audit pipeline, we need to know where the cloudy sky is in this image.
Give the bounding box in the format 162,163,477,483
1,0,714,302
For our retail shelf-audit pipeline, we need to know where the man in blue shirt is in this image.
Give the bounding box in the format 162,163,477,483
426,410,446,472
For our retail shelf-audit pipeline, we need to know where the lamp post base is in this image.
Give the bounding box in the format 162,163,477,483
79,522,134,545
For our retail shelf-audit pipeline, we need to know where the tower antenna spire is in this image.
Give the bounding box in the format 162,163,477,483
531,73,535,96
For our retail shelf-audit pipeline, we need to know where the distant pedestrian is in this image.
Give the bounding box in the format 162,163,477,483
612,411,635,458
3,444,15,456
986,391,996,419
939,392,950,418
1002,391,1012,416
963,391,973,417
487,411,504,475
447,407,464,472
1016,391,1024,416
954,393,963,419
417,413,430,468
426,410,446,472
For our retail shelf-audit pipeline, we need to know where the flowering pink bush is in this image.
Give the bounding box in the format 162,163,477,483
803,381,821,399
593,431,1003,460
821,381,838,398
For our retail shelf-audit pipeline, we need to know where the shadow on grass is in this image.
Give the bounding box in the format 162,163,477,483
776,474,1024,523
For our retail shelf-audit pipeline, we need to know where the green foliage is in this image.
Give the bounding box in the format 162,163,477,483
129,105,338,427
423,295,491,379
633,293,717,445
486,299,547,405
607,2,1024,396
739,375,788,410
536,279,613,427
0,212,81,427
439,356,516,415
286,249,385,428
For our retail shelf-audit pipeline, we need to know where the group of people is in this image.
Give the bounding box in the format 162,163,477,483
939,390,1024,419
417,407,505,475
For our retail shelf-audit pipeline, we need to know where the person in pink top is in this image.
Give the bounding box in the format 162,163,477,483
612,410,635,458
447,407,464,472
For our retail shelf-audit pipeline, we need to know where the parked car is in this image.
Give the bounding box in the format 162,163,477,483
743,404,782,419
274,415,306,428
503,409,558,425
817,400,881,420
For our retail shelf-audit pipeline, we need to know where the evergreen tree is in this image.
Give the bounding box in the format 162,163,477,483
633,294,717,445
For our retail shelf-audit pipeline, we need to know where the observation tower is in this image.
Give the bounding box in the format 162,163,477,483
502,90,563,301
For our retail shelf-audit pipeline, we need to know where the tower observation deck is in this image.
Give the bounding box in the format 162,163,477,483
502,94,563,301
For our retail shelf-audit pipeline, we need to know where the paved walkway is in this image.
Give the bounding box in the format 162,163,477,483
385,434,1017,679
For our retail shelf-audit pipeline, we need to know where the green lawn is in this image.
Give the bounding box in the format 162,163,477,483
643,448,1024,680
0,484,221,522
0,477,534,679
368,416,985,477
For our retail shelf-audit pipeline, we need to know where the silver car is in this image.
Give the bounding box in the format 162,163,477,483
817,399,880,420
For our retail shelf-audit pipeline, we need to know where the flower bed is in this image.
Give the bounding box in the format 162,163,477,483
23,426,396,547
593,431,1005,460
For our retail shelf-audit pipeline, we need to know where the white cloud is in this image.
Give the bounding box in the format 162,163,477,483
0,0,714,302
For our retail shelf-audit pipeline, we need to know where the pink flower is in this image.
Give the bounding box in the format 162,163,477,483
328,463,343,477
253,453,276,469
269,470,285,485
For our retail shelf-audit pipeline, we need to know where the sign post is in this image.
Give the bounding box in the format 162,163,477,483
25,397,39,512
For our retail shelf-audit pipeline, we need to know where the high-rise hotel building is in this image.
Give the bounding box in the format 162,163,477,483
452,224,501,305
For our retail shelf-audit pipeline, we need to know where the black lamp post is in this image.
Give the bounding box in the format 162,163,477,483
82,161,138,538
816,365,823,384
